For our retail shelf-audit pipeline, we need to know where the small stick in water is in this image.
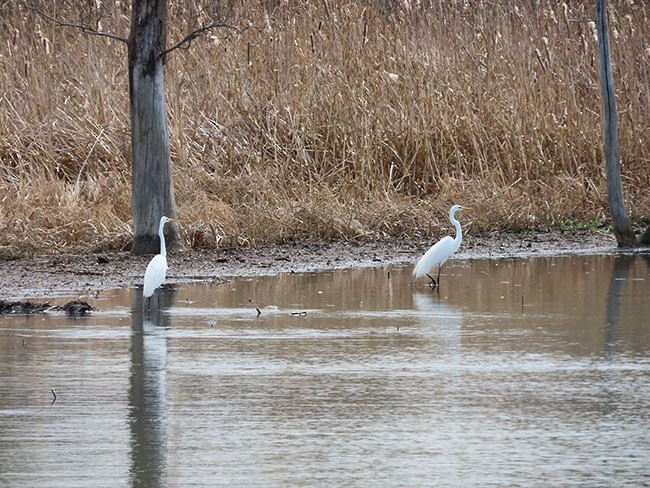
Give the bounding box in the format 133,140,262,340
50,389,57,404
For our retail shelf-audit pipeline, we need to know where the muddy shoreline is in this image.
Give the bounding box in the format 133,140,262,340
0,229,631,300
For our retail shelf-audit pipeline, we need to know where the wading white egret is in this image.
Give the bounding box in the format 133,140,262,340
413,205,470,289
143,216,174,306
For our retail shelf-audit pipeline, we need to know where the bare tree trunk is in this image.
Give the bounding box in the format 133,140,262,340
129,0,181,255
595,0,637,247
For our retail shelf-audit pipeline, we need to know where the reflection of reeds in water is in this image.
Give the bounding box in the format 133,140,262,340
1,2,648,252
454,255,649,348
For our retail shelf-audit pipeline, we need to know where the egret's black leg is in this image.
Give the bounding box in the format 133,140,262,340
436,266,443,289
425,273,438,289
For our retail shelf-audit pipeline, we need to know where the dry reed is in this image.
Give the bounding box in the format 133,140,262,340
0,0,648,254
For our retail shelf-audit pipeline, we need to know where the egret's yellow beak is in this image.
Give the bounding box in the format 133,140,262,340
462,206,472,211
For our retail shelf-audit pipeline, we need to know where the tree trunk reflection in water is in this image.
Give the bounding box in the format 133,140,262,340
604,255,636,351
129,286,176,487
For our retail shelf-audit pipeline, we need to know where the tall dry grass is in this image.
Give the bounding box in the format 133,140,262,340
0,0,648,254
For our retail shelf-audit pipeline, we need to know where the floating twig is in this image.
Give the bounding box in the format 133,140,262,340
50,389,57,404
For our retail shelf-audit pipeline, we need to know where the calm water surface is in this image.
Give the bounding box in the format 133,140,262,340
1,254,649,487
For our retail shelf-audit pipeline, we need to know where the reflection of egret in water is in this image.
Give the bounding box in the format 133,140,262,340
129,286,176,487
413,292,463,358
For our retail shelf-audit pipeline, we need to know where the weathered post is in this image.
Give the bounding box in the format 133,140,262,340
595,0,637,247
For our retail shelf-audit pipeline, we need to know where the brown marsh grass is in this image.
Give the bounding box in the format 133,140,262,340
0,0,648,254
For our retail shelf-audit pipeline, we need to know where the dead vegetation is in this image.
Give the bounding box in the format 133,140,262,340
1,1,648,254
0,299,92,315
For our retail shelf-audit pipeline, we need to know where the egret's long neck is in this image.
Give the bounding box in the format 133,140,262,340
450,210,462,244
158,219,167,257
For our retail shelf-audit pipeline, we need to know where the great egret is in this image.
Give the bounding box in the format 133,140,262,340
413,205,470,289
143,216,174,307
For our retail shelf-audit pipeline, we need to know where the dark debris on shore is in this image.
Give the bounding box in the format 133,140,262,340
0,300,93,316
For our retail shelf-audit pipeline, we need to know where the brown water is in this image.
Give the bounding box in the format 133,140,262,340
1,254,649,487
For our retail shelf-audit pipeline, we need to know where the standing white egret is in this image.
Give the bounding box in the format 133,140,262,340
413,205,470,289
143,216,174,307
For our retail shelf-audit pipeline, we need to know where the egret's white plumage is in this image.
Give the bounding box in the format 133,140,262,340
413,205,469,288
143,216,173,299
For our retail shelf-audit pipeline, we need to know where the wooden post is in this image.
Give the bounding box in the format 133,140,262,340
595,0,637,247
